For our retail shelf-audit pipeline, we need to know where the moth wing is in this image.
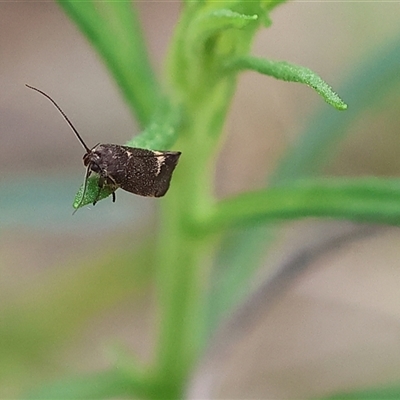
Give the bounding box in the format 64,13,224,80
119,148,181,197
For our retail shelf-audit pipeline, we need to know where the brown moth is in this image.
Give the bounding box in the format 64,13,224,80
26,85,181,209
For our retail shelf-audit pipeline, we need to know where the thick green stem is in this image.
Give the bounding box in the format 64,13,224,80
147,3,260,395
151,75,236,396
154,214,215,397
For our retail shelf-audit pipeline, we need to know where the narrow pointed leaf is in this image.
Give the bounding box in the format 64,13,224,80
26,369,146,399
227,56,347,110
321,384,400,400
187,9,258,55
57,1,160,127
73,176,114,210
192,9,258,37
205,178,400,232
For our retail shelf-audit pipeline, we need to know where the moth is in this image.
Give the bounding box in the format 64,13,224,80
26,85,181,209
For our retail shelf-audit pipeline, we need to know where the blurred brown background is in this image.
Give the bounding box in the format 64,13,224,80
1,1,400,398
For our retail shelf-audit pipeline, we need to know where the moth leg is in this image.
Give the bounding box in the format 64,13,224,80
93,175,105,206
105,175,117,203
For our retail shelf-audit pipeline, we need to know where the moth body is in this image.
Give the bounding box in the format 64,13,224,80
84,144,181,199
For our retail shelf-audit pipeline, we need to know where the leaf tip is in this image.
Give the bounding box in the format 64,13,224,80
72,176,114,210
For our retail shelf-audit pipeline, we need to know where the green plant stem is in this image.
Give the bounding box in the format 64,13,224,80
151,117,226,397
147,4,265,396
154,214,215,398
151,77,237,399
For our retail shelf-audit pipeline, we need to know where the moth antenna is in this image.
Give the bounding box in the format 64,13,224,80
26,84,91,152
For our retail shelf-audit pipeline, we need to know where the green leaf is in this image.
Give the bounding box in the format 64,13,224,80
320,384,400,399
195,8,258,32
26,369,144,399
57,1,160,127
270,37,400,182
186,9,258,56
72,176,114,210
206,178,400,232
227,56,348,110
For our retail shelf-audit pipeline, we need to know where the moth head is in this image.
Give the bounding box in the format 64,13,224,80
83,144,101,168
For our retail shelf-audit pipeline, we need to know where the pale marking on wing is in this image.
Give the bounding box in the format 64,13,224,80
155,155,166,175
